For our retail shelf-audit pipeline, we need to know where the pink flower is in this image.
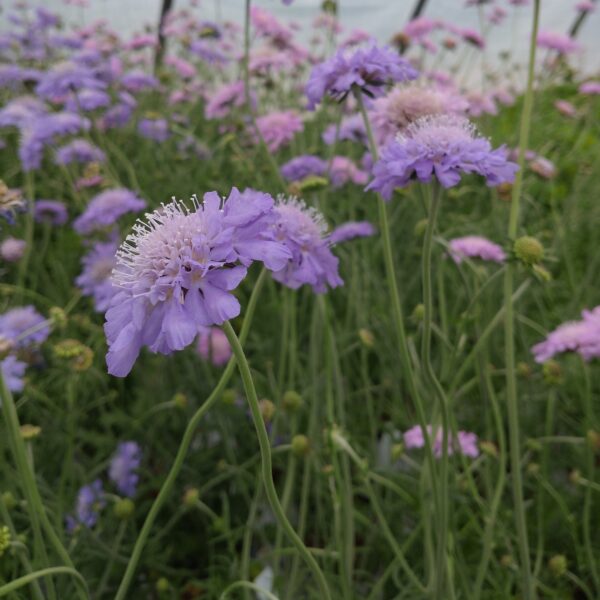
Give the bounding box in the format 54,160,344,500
448,236,506,264
403,425,479,458
197,327,232,366
579,81,600,95
554,100,577,117
0,237,26,262
254,111,303,153
537,31,580,54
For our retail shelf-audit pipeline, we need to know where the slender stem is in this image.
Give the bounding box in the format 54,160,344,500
503,2,540,598
222,321,332,600
113,268,267,600
243,0,251,111
0,567,89,598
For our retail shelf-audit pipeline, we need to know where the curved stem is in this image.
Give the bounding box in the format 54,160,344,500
503,2,540,598
220,581,280,600
114,268,267,600
0,567,89,599
222,321,332,600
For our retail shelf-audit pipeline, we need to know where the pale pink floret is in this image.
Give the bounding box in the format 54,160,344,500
554,100,577,117
448,236,506,264
403,425,479,458
579,81,600,95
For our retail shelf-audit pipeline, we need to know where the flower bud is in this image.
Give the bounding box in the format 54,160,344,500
526,462,540,475
282,390,303,412
513,236,544,265
53,339,94,372
479,440,498,458
20,424,41,440
414,218,428,237
412,303,425,321
155,577,170,592
2,492,16,510
548,554,567,577
500,554,514,568
358,328,374,348
391,443,404,461
587,430,600,452
516,361,532,378
259,399,276,423
49,307,67,330
172,392,187,409
542,360,562,386
183,488,200,508
114,498,135,520
569,469,581,485
291,434,310,457
321,464,334,476
299,175,329,193
497,182,512,201
221,389,237,405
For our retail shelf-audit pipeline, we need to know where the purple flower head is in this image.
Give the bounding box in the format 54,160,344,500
164,55,196,79
1,355,26,392
65,88,111,112
329,156,368,188
371,84,468,146
251,6,292,43
35,61,105,101
0,96,48,129
104,189,291,377
403,424,479,458
120,69,159,93
366,115,518,199
1,237,26,262
271,197,343,294
76,238,119,313
205,81,253,119
19,112,90,171
109,441,142,497
0,65,42,90
197,326,232,366
531,307,600,363
137,118,170,142
448,235,506,264
254,111,303,153
403,17,439,41
73,188,146,235
322,114,367,146
530,156,556,179
55,138,106,165
188,40,229,65
537,31,580,54
579,81,600,95
281,155,327,182
329,221,376,245
34,200,68,225
554,100,577,117
99,102,133,130
306,42,418,109
466,91,498,117
0,306,49,346
576,1,596,12
66,480,105,532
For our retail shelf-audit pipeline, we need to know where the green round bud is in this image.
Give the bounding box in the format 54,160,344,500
2,491,16,510
391,443,404,461
414,218,428,237
358,328,374,347
114,498,135,520
221,388,237,405
282,390,303,412
513,236,544,265
542,360,562,385
155,577,170,592
49,306,67,329
516,361,532,378
412,304,425,321
291,434,310,457
212,517,226,533
172,392,187,409
479,441,498,458
259,399,276,423
299,175,329,193
548,554,567,577
183,488,200,508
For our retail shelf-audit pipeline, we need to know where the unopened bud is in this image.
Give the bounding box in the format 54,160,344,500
543,360,562,386
587,430,600,452
516,361,532,378
20,424,41,440
49,307,67,329
155,577,170,592
479,440,498,458
0,526,11,557
391,443,404,461
513,236,544,265
183,488,200,508
414,218,428,237
1,492,16,510
282,390,303,412
548,554,567,577
299,175,329,193
172,392,187,409
221,389,237,405
259,399,276,423
291,434,310,457
358,328,374,347
114,498,135,520
412,304,425,321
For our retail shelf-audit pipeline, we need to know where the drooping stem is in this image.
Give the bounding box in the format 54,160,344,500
114,268,267,600
503,1,540,598
222,320,332,600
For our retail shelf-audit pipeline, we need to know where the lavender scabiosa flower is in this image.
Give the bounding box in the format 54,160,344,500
403,424,479,458
120,69,159,93
448,235,506,264
35,61,105,101
329,221,376,244
109,441,142,497
0,65,42,90
536,31,580,54
0,238,26,262
366,115,518,199
531,307,600,363
370,84,467,146
104,189,291,377
66,480,105,532
322,114,367,146
197,326,232,366
0,96,47,129
281,155,327,182
73,188,146,235
329,156,368,188
76,238,119,312
204,80,252,119
137,118,170,142
55,138,106,165
0,306,49,346
254,111,303,153
271,197,343,293
1,355,26,393
34,200,68,225
579,81,600,95
305,42,418,110
65,88,111,112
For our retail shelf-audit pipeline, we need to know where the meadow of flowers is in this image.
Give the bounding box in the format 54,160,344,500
0,0,599,598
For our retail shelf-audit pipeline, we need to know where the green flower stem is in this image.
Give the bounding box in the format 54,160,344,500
503,2,540,598
243,0,251,111
222,320,332,600
113,268,267,600
220,581,280,600
0,367,83,600
95,520,127,600
0,567,89,599
353,87,440,516
421,184,454,599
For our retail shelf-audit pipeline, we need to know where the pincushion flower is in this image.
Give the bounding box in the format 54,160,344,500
64,88,111,112
66,480,105,532
271,197,343,293
536,31,580,54
329,221,376,244
1,355,26,392
197,326,232,366
370,84,468,146
104,188,291,377
204,81,252,119
35,61,105,100
0,237,26,262
579,81,600,95
55,138,106,165
448,236,506,264
138,118,170,142
76,238,119,312
366,115,518,199
403,425,479,458
34,200,68,225
254,111,303,153
73,188,146,234
0,96,47,129
281,155,327,182
109,441,142,497
322,114,367,145
531,307,600,363
305,42,418,110
329,156,368,188
120,69,159,93
0,306,49,346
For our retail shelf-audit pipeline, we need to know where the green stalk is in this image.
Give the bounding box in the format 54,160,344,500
113,268,267,600
0,567,89,599
222,321,332,600
503,2,540,598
